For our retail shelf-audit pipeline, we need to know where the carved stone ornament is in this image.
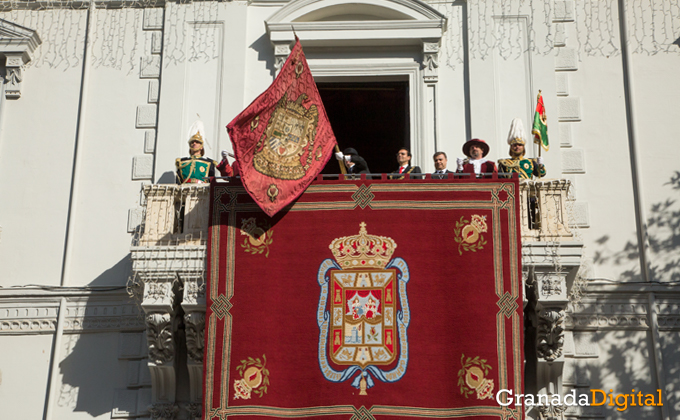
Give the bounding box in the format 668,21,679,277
184,312,205,363
146,312,175,365
540,274,563,298
0,19,42,99
537,309,565,361
3,65,23,99
148,402,179,420
183,277,206,307
273,41,293,74
146,282,172,302
274,56,287,72
422,41,440,82
186,402,202,420
538,401,567,420
274,44,291,55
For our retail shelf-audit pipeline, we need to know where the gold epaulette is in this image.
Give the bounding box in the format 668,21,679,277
498,158,521,169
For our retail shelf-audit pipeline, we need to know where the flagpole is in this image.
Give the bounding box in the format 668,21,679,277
335,145,347,174
537,90,542,158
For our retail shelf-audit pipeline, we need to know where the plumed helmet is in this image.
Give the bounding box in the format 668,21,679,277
188,119,206,156
188,120,206,146
506,118,526,146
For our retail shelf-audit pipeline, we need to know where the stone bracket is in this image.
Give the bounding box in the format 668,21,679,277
422,40,440,83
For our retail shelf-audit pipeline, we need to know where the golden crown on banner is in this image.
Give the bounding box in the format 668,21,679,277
329,222,397,269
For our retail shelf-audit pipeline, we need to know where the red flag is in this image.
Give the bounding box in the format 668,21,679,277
227,39,337,216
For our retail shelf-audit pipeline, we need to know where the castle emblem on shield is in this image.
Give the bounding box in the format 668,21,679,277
317,222,411,395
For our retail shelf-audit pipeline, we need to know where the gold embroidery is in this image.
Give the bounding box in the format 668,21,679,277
233,354,269,399
458,354,494,400
454,215,488,255
329,222,396,268
253,93,318,180
240,217,274,257
267,184,279,202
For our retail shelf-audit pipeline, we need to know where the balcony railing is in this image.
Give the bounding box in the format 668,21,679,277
132,178,574,247
133,184,210,247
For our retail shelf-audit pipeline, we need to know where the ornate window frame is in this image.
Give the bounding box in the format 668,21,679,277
0,18,41,99
265,0,446,166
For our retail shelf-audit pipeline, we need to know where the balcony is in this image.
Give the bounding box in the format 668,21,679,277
129,178,582,419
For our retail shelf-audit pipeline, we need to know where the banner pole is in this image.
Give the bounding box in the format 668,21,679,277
335,145,347,174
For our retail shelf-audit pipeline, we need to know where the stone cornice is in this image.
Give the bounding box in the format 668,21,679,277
0,19,41,56
582,281,680,296
0,290,145,334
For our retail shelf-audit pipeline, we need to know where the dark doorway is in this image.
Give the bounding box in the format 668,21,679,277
317,81,410,175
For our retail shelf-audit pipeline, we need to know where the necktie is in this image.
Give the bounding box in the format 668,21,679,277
399,167,404,174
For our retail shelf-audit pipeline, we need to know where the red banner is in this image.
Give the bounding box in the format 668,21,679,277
205,177,523,419
227,39,337,217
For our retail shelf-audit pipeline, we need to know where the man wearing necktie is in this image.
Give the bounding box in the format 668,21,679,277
432,152,453,179
389,148,422,179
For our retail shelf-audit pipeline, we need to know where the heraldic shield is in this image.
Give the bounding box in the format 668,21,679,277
317,222,410,395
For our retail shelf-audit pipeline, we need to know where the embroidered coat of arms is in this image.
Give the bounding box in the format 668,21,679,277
317,222,410,394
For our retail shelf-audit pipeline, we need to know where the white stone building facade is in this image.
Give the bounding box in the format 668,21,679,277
0,0,679,419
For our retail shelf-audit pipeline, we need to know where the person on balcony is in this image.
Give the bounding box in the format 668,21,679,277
335,147,370,174
456,139,497,177
432,151,453,179
497,118,546,179
217,150,236,177
175,120,218,183
389,148,421,179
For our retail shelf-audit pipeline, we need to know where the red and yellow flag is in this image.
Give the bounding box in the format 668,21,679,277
227,39,337,216
532,91,549,152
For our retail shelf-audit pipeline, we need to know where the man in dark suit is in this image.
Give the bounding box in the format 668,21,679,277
335,147,370,174
390,148,421,179
432,151,453,179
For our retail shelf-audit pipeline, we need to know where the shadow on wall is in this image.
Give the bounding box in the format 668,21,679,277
89,254,132,287
583,172,680,418
582,329,675,420
52,253,145,417
250,33,276,78
592,171,680,283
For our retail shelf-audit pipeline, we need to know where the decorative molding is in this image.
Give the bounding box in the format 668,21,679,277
537,309,565,361
145,312,175,365
267,0,447,24
0,299,145,335
0,19,42,99
566,313,649,331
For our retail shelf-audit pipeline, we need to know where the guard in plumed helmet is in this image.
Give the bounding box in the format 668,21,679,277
497,118,546,179
175,120,218,183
